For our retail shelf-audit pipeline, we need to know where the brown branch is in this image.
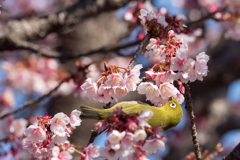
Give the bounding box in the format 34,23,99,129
0,0,134,52
184,84,202,160
0,77,70,120
11,38,141,59
187,7,227,27
128,33,151,69
223,143,240,160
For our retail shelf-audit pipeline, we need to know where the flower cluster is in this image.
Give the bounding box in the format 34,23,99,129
139,9,187,36
1,55,75,95
137,70,185,106
23,110,81,159
94,108,166,160
144,30,187,58
0,115,30,159
81,64,142,103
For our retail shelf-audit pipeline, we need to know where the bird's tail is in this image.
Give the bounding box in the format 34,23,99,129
80,105,108,120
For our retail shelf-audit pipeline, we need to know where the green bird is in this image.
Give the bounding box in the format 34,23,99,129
80,98,183,131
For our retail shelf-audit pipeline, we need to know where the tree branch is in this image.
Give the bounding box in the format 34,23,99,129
184,84,202,160
223,143,240,160
187,7,227,27
11,38,141,59
0,0,134,52
0,77,70,120
128,32,151,69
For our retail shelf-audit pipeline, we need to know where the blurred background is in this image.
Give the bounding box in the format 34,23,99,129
0,0,240,159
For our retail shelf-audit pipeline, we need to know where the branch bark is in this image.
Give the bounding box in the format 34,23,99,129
184,84,202,160
128,33,151,69
12,39,141,59
223,143,240,160
0,77,70,120
0,0,134,52
187,7,227,27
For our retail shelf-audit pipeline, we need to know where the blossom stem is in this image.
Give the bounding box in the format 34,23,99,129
73,149,83,155
73,145,84,150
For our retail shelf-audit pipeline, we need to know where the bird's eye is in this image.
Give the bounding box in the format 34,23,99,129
170,102,176,108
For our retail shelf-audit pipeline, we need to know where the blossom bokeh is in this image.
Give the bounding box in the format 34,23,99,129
0,0,240,159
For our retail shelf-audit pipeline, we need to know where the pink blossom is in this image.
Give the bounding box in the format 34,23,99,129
50,113,70,136
0,116,13,135
121,133,135,150
51,133,69,144
99,147,122,160
180,58,196,83
171,51,187,71
94,120,106,132
142,138,165,154
134,129,147,141
69,109,82,128
155,72,173,85
10,118,28,137
22,139,38,155
145,38,166,57
195,52,209,81
103,73,126,90
84,143,100,160
114,88,128,99
151,96,169,107
36,148,51,159
97,86,114,103
24,125,46,143
138,110,153,121
0,89,15,109
147,11,156,21
145,69,156,79
139,9,148,28
51,146,72,160
125,64,142,91
108,130,126,150
137,82,160,101
159,82,178,99
157,16,168,28
81,78,98,99
174,92,185,104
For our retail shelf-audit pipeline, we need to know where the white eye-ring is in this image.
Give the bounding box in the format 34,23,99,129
170,102,176,108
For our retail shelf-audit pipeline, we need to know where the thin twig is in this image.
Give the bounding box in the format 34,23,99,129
223,143,240,160
11,37,141,60
0,77,70,120
128,33,151,69
187,7,227,27
87,128,107,145
184,84,202,160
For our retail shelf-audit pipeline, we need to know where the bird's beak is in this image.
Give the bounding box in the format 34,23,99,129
169,97,173,101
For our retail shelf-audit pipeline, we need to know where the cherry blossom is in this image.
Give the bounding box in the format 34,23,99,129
51,146,72,160
9,118,28,137
24,125,46,143
137,82,160,100
84,143,100,160
69,109,82,128
142,138,165,154
50,113,70,136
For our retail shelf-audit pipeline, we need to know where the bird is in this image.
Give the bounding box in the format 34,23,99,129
80,97,183,131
